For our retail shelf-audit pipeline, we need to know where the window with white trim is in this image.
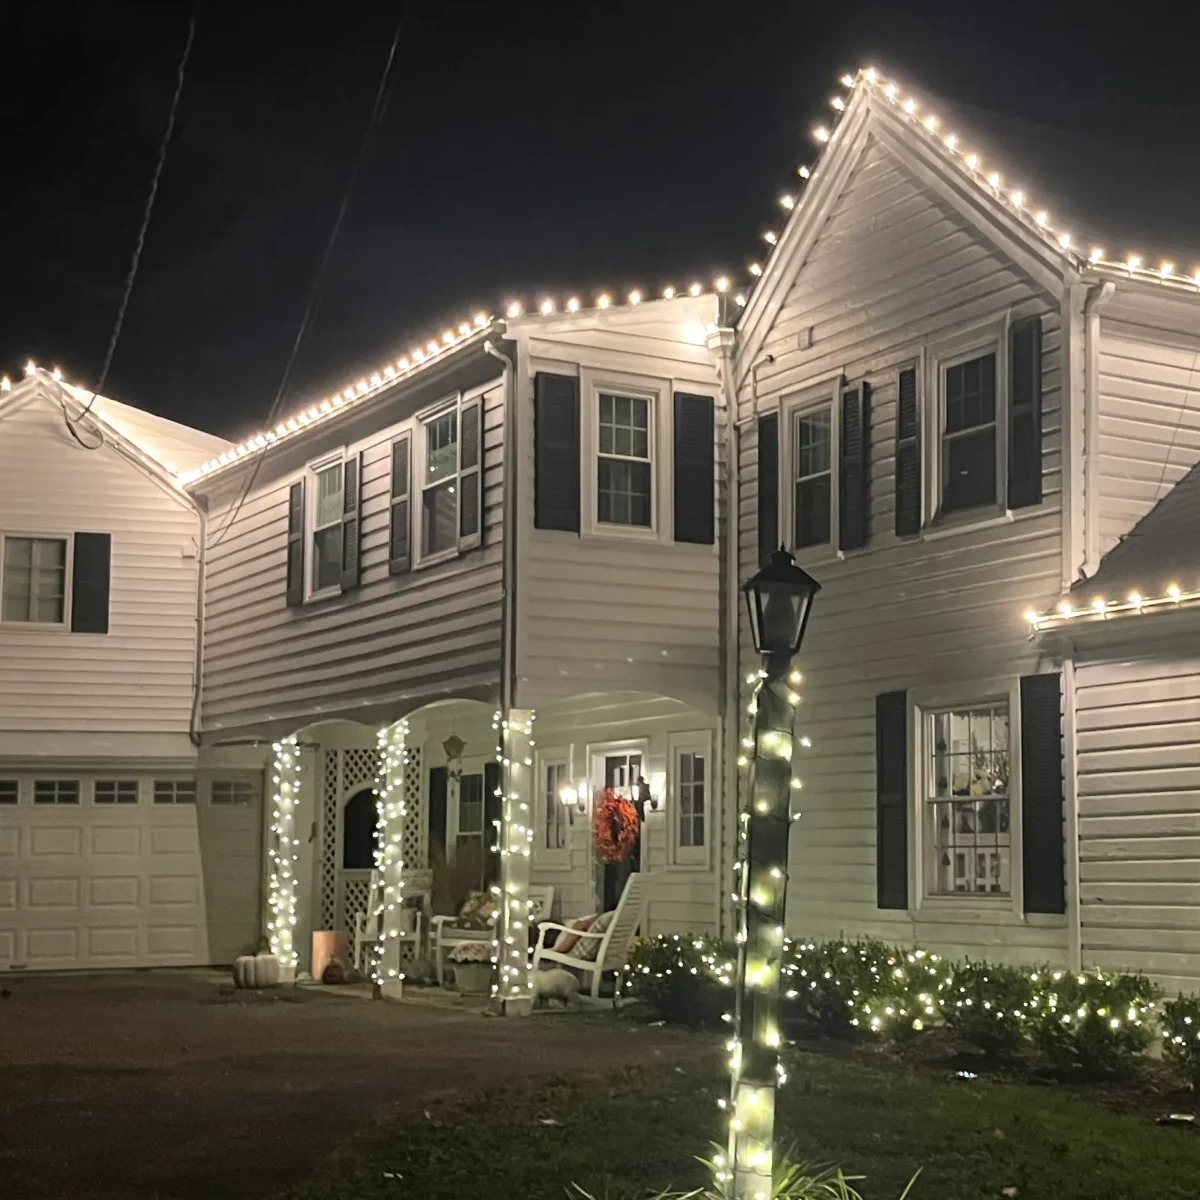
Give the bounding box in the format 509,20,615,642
420,406,459,557
940,350,998,514
668,732,710,866
2,536,67,624
211,779,255,805
543,761,568,851
924,701,1011,896
597,392,652,528
35,779,79,805
677,751,706,849
792,406,833,548
154,780,197,805
95,780,139,804
310,459,344,593
0,779,18,804
455,771,484,852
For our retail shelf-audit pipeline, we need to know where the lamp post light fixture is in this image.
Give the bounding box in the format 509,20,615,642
724,548,820,1200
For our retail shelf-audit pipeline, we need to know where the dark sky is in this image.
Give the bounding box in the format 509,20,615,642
1,0,1194,440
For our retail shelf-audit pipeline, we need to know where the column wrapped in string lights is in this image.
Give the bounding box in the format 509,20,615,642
373,719,409,997
720,550,820,1200
491,707,536,1015
267,736,302,975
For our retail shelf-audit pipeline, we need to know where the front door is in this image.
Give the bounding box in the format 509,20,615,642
599,751,642,911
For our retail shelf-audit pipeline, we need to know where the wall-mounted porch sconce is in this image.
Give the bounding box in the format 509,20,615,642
558,781,589,823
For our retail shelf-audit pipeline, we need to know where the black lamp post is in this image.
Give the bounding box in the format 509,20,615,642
723,547,820,1200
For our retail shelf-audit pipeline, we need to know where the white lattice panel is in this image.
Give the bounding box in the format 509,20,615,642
341,872,371,930
343,748,380,794
403,747,425,868
320,752,339,930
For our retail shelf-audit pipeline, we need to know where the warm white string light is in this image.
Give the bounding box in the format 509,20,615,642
267,736,301,973
491,708,536,1013
373,719,409,995
1025,582,1197,631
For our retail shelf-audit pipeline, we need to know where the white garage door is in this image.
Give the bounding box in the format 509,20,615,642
0,773,262,971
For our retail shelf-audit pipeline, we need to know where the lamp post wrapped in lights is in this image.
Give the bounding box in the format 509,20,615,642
723,548,820,1200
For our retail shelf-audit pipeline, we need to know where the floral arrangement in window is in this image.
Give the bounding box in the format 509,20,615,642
447,940,492,964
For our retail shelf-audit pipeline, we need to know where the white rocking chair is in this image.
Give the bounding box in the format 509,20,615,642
532,872,649,1001
431,884,556,984
351,870,423,976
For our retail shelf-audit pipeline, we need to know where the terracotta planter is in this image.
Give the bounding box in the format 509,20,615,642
453,960,493,995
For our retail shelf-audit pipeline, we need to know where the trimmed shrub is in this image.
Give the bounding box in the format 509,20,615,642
1027,968,1161,1077
783,939,941,1039
938,959,1037,1059
627,933,734,1028
1162,994,1200,1091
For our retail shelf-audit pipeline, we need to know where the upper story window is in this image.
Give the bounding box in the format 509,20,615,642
597,392,652,528
924,701,1010,897
2,536,67,624
941,350,998,515
416,395,483,564
793,406,833,548
310,459,345,594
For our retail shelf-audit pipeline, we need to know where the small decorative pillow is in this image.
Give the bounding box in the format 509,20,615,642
569,909,615,961
553,914,597,956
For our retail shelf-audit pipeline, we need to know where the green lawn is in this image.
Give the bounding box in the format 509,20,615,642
284,1048,1200,1200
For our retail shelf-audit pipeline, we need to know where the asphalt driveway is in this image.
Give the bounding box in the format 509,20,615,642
0,971,705,1199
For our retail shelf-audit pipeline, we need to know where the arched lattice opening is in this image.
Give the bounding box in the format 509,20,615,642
341,788,379,871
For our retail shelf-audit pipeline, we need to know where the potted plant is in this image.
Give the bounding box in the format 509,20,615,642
449,941,493,995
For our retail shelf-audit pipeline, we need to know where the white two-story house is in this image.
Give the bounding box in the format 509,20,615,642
182,293,732,980
730,65,1200,993
0,366,265,972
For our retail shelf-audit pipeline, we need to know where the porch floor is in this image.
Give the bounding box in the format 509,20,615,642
0,969,704,1200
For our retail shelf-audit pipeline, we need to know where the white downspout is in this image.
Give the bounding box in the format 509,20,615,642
1082,280,1116,578
483,337,517,714
188,505,207,748
1062,656,1082,970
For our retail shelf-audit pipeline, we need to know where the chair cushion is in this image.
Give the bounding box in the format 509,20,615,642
568,910,615,961
553,914,598,956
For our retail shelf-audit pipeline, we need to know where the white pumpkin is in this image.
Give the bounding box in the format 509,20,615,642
233,952,282,989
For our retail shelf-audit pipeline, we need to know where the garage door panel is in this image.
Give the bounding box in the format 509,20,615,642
147,925,200,957
0,880,16,910
148,875,199,906
90,826,143,855
25,877,80,909
0,828,17,857
0,929,14,959
86,926,140,960
150,825,200,855
88,876,141,907
26,927,79,965
28,826,83,856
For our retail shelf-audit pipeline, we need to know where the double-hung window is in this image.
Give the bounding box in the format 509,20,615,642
941,350,998,514
543,761,568,851
416,395,482,562
597,392,652,528
2,536,67,624
311,460,345,593
793,407,833,548
924,702,1011,896
668,733,710,866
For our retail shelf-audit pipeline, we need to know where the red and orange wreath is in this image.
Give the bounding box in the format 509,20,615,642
592,788,640,864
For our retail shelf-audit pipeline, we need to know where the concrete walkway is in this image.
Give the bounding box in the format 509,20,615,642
0,970,705,1199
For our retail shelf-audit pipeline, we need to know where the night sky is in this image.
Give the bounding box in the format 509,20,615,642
1,0,1194,440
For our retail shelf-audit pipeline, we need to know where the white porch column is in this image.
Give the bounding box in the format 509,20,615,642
267,736,302,980
492,707,535,1015
373,719,409,997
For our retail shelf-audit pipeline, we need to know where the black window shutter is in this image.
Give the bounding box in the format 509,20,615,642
483,761,502,888
895,367,921,536
285,480,305,607
757,413,779,566
339,454,363,592
838,382,871,551
875,690,909,910
1020,672,1065,914
534,373,580,532
673,392,715,545
70,532,111,634
1008,316,1043,510
428,767,448,862
388,435,411,576
458,397,483,550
